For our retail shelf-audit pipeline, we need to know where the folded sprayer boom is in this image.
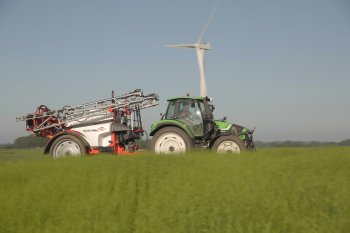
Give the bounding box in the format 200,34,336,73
16,89,158,132
16,89,159,157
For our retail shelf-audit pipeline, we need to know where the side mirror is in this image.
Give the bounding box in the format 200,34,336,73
210,105,215,112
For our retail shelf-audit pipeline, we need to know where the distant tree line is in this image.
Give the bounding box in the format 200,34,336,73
1,135,350,149
338,139,350,146
0,135,49,149
255,140,350,147
0,135,150,149
135,139,151,150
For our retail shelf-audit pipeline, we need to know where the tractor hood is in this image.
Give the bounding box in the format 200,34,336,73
215,120,254,138
214,119,233,132
232,124,251,135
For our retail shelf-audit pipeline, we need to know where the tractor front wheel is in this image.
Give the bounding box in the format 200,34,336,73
49,135,86,158
212,136,245,154
151,127,192,154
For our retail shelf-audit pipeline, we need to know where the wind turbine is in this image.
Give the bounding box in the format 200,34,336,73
166,0,221,97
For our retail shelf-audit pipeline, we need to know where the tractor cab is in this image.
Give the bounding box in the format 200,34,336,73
161,96,214,138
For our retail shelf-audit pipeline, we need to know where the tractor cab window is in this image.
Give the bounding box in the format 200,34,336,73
165,101,176,119
178,99,204,136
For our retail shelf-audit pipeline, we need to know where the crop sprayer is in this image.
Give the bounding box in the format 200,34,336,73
16,89,159,158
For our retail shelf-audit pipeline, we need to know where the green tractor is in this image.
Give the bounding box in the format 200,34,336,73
150,96,255,154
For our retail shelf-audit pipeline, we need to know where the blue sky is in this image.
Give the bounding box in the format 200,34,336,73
0,0,349,143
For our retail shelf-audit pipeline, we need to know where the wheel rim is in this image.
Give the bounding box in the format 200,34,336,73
53,140,82,158
216,140,241,154
154,133,186,154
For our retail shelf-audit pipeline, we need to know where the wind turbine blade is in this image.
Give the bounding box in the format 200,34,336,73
166,43,211,50
197,0,222,43
165,44,197,48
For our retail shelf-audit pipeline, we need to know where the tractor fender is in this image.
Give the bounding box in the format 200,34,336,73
209,127,239,148
150,121,195,139
231,125,238,136
44,130,90,154
209,135,222,148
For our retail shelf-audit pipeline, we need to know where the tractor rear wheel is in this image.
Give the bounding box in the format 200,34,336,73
212,136,245,154
50,135,86,158
151,127,192,154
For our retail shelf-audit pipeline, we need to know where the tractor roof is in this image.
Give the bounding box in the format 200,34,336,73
167,96,209,101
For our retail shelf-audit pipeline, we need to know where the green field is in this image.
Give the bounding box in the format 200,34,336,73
0,147,349,233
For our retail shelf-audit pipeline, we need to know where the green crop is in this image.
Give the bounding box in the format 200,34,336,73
0,147,349,233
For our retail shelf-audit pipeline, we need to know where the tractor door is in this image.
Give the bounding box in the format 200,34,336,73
177,99,204,137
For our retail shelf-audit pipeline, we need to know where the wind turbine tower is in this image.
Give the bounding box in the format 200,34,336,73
166,0,221,97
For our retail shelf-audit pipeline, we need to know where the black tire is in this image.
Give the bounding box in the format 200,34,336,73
212,135,246,154
49,135,87,158
151,127,193,154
